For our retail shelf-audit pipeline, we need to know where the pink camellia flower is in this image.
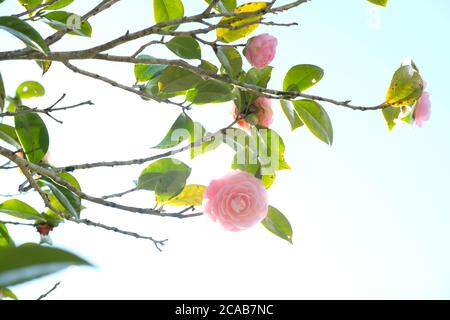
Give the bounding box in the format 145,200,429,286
413,82,431,127
244,34,278,69
232,97,274,130
204,170,269,232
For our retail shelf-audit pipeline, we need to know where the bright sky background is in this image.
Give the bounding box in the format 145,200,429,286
1,0,450,300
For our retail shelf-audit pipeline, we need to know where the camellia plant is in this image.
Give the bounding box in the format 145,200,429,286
0,0,431,299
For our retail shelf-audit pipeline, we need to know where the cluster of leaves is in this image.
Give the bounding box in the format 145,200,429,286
0,0,425,299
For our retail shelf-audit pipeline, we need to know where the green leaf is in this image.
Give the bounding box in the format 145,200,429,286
0,199,42,221
186,80,233,105
254,127,291,173
216,46,242,80
205,0,237,13
231,153,275,189
280,99,303,130
18,0,42,12
134,55,167,83
0,244,91,288
292,99,333,145
158,66,202,93
0,223,15,248
43,11,92,37
386,64,423,107
137,158,191,202
245,66,272,88
0,71,5,112
39,173,81,219
0,287,18,300
283,64,324,92
368,0,387,7
44,0,74,10
0,124,21,148
14,107,49,163
158,184,206,206
0,16,49,54
261,206,293,244
153,0,184,31
153,112,194,149
198,60,219,74
36,60,52,75
16,81,45,99
190,122,221,159
216,2,269,43
382,106,401,131
166,36,201,60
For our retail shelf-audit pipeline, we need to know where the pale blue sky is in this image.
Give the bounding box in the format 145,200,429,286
1,0,450,299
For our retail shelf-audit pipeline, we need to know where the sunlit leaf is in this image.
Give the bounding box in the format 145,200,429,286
368,0,387,7
262,206,293,244
386,64,423,107
292,99,333,145
153,0,184,31
280,99,303,130
0,199,42,221
216,2,269,43
16,81,45,99
159,184,206,206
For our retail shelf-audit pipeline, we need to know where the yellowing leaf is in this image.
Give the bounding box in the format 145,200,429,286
386,64,423,107
158,184,206,206
216,2,269,43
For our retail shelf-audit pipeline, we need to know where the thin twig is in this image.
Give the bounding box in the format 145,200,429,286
68,218,168,251
102,187,138,200
37,282,61,300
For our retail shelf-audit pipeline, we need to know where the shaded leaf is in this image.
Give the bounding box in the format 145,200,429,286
186,80,233,105
40,172,81,219
216,46,242,80
0,16,49,54
0,124,21,148
166,36,201,60
14,106,49,163
138,158,191,202
158,66,202,93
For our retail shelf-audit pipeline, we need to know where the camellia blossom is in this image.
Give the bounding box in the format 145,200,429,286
244,34,278,69
232,97,274,130
203,171,269,232
413,83,431,127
